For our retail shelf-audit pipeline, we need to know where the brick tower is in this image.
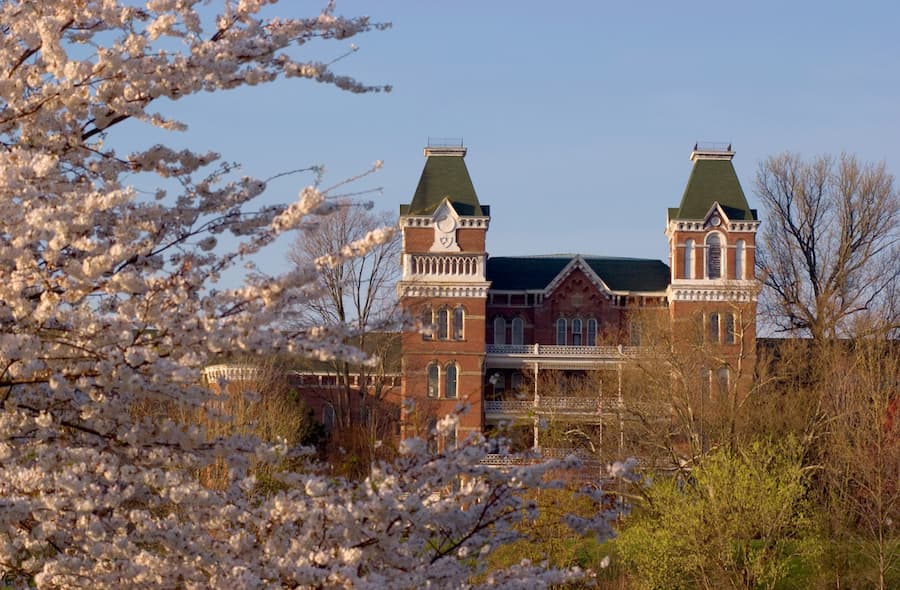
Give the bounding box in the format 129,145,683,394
398,143,490,446
666,144,760,385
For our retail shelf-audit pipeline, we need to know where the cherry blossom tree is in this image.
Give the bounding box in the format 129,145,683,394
0,2,624,587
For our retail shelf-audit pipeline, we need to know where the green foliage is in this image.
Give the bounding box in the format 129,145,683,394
487,488,618,587
617,438,817,589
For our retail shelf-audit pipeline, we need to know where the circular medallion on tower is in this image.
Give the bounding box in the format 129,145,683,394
436,214,457,233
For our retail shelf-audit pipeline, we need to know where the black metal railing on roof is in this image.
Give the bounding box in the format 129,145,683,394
427,136,464,148
693,141,732,152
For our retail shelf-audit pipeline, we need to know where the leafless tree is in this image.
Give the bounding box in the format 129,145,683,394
287,202,401,472
755,153,900,340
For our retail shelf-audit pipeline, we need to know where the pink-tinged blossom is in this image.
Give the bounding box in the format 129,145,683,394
0,2,625,588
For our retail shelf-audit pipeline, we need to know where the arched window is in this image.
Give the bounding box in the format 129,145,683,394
426,417,437,454
707,312,720,343
724,312,736,344
556,318,567,345
322,403,336,432
444,425,457,451
715,367,730,396
421,307,433,341
511,317,524,345
436,308,449,340
572,318,583,346
586,319,598,346
706,234,722,279
735,239,745,279
427,363,440,398
444,363,458,399
511,372,524,391
452,306,465,340
684,239,695,279
493,316,506,345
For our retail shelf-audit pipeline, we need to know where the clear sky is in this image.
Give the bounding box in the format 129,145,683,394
118,0,900,285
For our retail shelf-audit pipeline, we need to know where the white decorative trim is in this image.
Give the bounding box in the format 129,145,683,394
402,216,490,229
398,282,490,298
543,255,614,297
667,218,760,237
402,253,487,282
203,365,261,382
431,199,462,252
667,281,759,302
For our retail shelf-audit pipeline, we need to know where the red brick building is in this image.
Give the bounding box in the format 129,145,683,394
398,142,760,458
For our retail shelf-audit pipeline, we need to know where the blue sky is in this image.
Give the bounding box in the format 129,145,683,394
119,1,900,285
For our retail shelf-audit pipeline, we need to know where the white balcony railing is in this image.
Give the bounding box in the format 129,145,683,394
486,344,640,357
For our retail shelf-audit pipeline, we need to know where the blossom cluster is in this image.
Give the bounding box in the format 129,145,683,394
0,2,622,587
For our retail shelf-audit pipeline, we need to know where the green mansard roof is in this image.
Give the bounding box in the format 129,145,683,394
671,150,757,221
487,255,670,293
400,147,488,217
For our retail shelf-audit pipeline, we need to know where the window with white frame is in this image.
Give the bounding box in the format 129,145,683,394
421,307,433,341
706,234,722,279
684,239,695,279
426,417,437,454
572,318,583,346
556,318,567,345
586,318,597,346
443,425,457,451
493,316,506,345
735,239,745,279
724,312,736,344
452,306,465,340
715,367,730,396
511,372,524,392
707,312,720,343
322,403,336,432
444,363,458,399
427,363,440,398
511,317,524,345
437,308,449,340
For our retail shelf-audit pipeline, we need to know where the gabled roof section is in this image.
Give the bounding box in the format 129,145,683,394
487,255,670,293
671,147,757,221
401,146,487,217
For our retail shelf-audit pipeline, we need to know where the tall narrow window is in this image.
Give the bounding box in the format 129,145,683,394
421,307,433,341
511,372,524,391
322,404,336,432
735,240,745,279
445,363,458,399
493,317,506,345
630,319,642,346
427,363,439,398
490,372,505,395
724,312,736,344
706,234,722,279
437,308,449,340
572,319,583,346
586,319,598,346
556,318,567,345
452,306,465,340
684,239,695,279
716,367,730,396
426,417,437,454
444,425,457,451
511,317,524,345
707,312,720,343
